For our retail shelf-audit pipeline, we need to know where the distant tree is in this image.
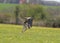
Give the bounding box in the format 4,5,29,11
15,6,20,24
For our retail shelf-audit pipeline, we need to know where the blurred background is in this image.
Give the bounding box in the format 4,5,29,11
0,0,60,27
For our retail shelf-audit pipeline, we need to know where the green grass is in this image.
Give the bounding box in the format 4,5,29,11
0,24,60,43
0,3,17,10
0,3,60,10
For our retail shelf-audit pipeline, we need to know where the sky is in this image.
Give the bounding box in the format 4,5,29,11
44,0,60,2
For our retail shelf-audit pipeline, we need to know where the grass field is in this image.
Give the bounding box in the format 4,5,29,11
0,24,60,43
0,3,60,11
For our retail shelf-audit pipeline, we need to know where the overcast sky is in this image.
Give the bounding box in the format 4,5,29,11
44,0,60,2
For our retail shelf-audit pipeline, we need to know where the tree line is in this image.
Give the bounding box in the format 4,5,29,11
0,4,60,27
